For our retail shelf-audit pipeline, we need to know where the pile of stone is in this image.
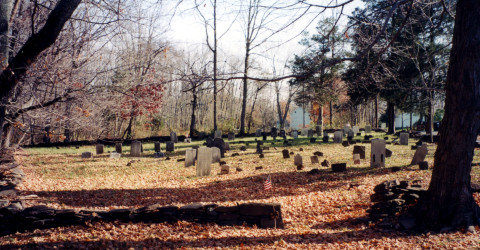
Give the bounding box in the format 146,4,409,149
0,202,284,236
367,179,426,229
0,149,24,206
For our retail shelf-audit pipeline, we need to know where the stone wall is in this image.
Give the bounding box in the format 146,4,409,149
0,202,284,236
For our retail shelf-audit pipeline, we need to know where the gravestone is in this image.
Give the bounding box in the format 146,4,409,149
185,148,196,167
343,125,351,136
213,138,226,157
301,128,308,136
256,129,262,137
110,152,121,159
271,127,278,139
282,149,290,159
256,141,263,154
206,137,214,147
353,145,366,159
352,126,360,134
314,151,323,156
154,141,161,152
365,125,372,134
197,147,212,176
154,152,164,158
184,138,192,143
419,161,429,170
224,142,230,151
228,132,235,141
262,132,267,141
96,144,104,154
279,129,286,138
214,130,222,139
316,125,322,137
294,154,303,167
371,139,386,168
411,145,428,165
333,131,343,143
240,146,247,151
220,165,230,174
81,152,92,159
381,123,386,129
386,148,392,158
170,131,178,143
211,147,221,163
310,138,316,143
332,163,347,172
311,156,319,164
164,141,173,152
292,130,298,139
347,130,355,141
307,129,314,138
130,141,142,157
115,143,122,154
353,154,360,164
323,136,329,143
400,133,409,145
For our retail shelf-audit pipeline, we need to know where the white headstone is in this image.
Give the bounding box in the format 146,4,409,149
292,130,298,139
334,131,343,143
130,141,142,157
184,138,192,143
197,147,212,176
371,139,386,168
214,130,222,139
185,148,196,167
212,147,221,163
301,128,308,136
343,125,351,135
400,132,409,145
353,154,360,164
110,152,121,159
381,123,386,129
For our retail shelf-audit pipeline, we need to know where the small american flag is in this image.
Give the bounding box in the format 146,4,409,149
264,175,272,191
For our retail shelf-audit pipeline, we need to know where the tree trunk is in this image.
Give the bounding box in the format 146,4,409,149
239,42,250,136
427,90,434,143
413,0,480,230
387,101,395,134
317,105,323,134
190,87,197,137
329,101,333,128
374,94,378,128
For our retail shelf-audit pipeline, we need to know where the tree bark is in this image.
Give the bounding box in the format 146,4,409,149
190,86,197,137
374,94,378,128
387,101,395,134
239,41,250,136
413,0,480,230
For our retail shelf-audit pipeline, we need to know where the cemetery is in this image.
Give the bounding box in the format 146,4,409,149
2,0,480,248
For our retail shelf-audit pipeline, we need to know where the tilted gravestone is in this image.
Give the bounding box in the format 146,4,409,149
228,132,235,141
294,154,303,167
371,139,386,168
282,149,290,159
170,131,178,143
333,131,343,143
365,125,372,134
154,141,161,152
411,145,428,165
256,129,262,137
197,147,212,177
352,126,360,134
115,143,122,154
130,141,142,157
211,147,221,163
166,141,175,152
81,152,92,159
214,130,222,139
353,145,366,159
185,148,196,167
310,156,319,164
400,132,409,145
292,130,298,139
96,144,104,154
213,138,226,157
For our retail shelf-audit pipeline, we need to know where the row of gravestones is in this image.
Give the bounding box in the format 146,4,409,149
81,140,178,159
253,125,377,140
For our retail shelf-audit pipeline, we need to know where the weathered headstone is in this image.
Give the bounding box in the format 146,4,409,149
400,132,409,145
220,165,230,174
96,144,104,154
197,147,212,176
365,125,372,134
282,149,290,159
294,154,303,167
166,141,175,152
271,127,278,139
292,130,298,139
170,131,178,143
411,145,428,165
228,132,235,141
213,138,226,157
185,148,196,167
352,126,360,134
115,143,122,154
311,156,319,164
214,130,222,139
256,129,262,137
279,129,286,138
81,152,92,158
347,130,355,141
371,139,386,168
307,129,314,138
225,142,230,151
353,145,366,159
343,125,351,136
154,141,161,152
332,163,347,172
353,154,360,164
334,131,343,143
211,147,221,163
381,123,386,129
301,128,308,136
130,141,142,157
110,152,121,159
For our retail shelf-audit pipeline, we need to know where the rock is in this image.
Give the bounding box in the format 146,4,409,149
259,153,264,158
236,167,243,172
321,160,330,168
313,151,323,156
391,167,401,172
255,166,263,170
231,153,240,157
342,141,350,147
398,214,416,230
240,146,247,151
220,165,230,175
299,148,303,151
385,149,392,158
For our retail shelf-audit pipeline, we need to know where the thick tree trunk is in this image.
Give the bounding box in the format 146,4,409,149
413,0,480,230
387,101,395,134
239,42,250,136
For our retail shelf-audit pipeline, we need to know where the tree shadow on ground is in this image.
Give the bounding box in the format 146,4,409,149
27,166,393,208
